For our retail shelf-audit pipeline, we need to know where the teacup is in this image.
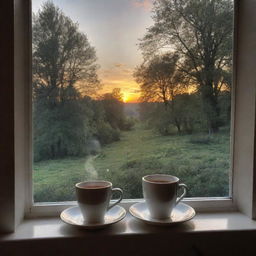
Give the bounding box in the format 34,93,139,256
142,174,187,219
75,180,123,224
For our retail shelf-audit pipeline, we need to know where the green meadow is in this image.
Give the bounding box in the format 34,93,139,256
34,125,230,202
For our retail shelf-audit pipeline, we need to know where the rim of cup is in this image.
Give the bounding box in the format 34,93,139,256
142,174,179,184
75,180,112,189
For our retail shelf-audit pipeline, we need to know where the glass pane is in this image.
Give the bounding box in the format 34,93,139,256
32,0,233,202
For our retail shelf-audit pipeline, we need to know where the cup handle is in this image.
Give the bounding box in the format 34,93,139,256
176,183,187,205
108,188,123,210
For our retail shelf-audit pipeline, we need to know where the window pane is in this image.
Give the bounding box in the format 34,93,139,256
32,0,233,202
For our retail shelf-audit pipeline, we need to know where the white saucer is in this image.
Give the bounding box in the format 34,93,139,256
60,205,126,229
129,202,195,226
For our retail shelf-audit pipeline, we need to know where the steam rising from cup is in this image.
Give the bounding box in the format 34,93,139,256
84,139,101,179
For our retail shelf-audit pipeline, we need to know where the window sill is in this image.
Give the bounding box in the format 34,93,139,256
1,211,256,240
1,211,256,255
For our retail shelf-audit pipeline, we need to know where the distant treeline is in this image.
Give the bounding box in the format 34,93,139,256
139,91,231,135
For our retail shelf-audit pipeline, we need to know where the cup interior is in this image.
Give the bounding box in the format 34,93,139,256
143,174,179,184
76,181,112,189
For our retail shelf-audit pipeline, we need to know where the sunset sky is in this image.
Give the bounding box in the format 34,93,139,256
33,0,154,103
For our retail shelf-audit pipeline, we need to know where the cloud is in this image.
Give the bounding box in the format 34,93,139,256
131,0,153,10
130,89,141,93
122,68,133,74
114,63,126,68
99,64,134,80
97,62,141,101
113,63,133,74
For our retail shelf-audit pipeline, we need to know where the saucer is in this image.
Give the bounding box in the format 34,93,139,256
60,205,126,229
129,202,195,226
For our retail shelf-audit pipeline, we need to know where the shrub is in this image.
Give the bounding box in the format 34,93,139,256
164,161,229,197
96,122,120,145
120,117,136,131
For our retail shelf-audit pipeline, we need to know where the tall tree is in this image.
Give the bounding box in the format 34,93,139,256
139,0,233,132
33,1,101,103
134,53,181,107
134,53,184,132
32,2,101,160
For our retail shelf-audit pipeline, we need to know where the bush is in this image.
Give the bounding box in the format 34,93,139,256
33,101,89,161
96,122,120,145
174,165,229,197
120,117,136,131
103,157,229,199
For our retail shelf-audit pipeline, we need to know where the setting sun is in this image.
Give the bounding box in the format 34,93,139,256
123,93,130,103
122,92,139,103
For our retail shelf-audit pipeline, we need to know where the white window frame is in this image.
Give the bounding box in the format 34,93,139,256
8,0,255,222
24,0,240,217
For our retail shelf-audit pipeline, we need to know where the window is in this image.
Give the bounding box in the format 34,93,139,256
31,0,235,205
4,0,256,235
0,0,253,229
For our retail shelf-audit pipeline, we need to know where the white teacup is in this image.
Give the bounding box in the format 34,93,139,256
142,174,187,219
75,181,123,224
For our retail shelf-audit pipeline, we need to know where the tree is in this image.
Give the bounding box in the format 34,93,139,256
172,93,203,133
33,2,101,160
100,88,125,130
134,53,181,107
99,88,135,131
135,53,187,132
139,0,233,132
33,1,101,101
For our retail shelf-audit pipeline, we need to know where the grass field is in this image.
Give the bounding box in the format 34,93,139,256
34,124,230,202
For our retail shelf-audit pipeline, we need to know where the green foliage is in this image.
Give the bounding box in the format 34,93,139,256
100,88,135,131
33,95,126,161
134,53,181,103
96,121,120,145
218,91,232,126
32,2,102,161
139,0,233,132
32,3,126,161
32,1,231,202
33,1,101,96
34,99,89,161
121,117,137,131
172,93,204,133
34,125,230,202
139,92,231,136
154,113,176,136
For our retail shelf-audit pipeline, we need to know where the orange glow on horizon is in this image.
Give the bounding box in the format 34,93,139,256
122,92,139,103
97,77,141,103
123,94,129,103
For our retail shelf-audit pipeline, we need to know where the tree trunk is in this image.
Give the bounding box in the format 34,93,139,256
201,83,220,133
175,118,181,133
